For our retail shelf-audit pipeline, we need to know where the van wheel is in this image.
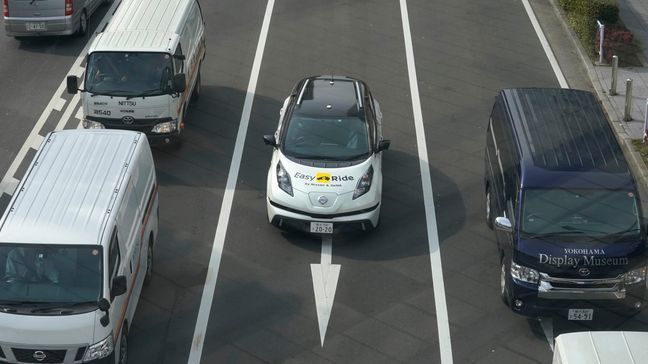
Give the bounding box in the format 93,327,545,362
485,186,493,229
500,259,512,307
77,11,88,36
118,328,128,364
191,71,201,102
144,242,153,286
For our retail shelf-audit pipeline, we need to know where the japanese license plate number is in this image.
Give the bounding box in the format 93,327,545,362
310,222,333,234
26,22,46,31
568,308,593,320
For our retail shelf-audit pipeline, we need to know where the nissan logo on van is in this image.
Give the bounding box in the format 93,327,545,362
122,116,135,125
33,351,46,362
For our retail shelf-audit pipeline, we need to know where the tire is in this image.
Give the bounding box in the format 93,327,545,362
118,327,128,364
77,11,88,36
485,185,493,229
191,70,201,102
144,241,153,286
500,259,512,307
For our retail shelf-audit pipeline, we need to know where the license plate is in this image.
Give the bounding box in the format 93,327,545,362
310,222,333,234
568,308,593,321
26,22,46,31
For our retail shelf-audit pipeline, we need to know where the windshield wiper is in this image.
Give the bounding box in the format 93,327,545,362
126,89,163,100
30,301,98,314
89,90,131,97
525,230,585,239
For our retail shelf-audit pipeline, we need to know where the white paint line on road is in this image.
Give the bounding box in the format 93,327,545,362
399,1,453,363
53,98,67,112
539,317,555,351
0,0,121,197
522,0,569,88
311,235,341,346
187,1,275,362
54,94,81,131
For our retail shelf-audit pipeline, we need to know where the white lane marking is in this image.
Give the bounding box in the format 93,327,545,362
399,1,453,363
0,1,121,197
54,93,81,131
539,317,555,351
311,235,341,346
187,1,275,362
53,98,67,112
521,0,569,88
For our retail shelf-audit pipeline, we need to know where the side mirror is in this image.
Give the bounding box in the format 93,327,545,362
98,298,110,327
377,139,391,152
494,217,513,233
172,73,186,93
263,135,277,147
66,75,79,94
111,275,127,299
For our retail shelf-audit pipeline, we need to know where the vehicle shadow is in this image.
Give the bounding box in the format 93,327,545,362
281,148,467,262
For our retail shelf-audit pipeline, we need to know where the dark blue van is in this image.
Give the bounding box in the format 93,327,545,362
485,88,647,320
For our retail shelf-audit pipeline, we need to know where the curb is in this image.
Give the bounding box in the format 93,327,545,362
548,0,648,190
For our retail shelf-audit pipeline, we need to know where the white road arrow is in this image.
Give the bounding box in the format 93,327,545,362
311,235,340,346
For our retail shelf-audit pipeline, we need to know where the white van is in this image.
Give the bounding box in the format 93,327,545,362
553,331,648,364
4,0,108,38
67,0,206,146
0,130,158,364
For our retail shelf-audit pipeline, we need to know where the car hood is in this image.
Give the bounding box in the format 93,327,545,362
280,155,373,196
0,310,99,346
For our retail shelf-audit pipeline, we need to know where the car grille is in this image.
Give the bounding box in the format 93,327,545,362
538,273,625,300
86,116,172,133
12,348,66,363
74,347,86,361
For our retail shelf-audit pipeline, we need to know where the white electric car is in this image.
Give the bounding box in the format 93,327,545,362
264,75,390,233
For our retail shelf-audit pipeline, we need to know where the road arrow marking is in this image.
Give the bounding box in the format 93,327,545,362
311,235,340,346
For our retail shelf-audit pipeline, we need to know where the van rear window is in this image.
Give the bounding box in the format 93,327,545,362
0,244,102,308
520,188,641,242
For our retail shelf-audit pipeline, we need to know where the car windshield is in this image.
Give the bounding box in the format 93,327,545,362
282,115,371,160
520,188,641,242
85,52,173,96
0,244,102,305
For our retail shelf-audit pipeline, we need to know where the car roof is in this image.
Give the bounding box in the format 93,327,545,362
500,88,634,190
292,75,368,120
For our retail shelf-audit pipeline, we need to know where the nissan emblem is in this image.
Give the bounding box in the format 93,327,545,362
33,351,47,362
317,196,328,205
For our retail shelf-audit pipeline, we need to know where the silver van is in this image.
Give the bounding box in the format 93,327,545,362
3,0,109,38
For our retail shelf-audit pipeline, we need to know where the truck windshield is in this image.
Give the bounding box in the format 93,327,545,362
85,52,173,97
0,244,102,305
521,188,642,242
282,116,371,160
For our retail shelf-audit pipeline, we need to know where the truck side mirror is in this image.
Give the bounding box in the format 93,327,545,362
377,139,390,152
111,275,127,299
494,216,513,233
98,298,110,327
263,135,277,147
66,75,79,94
172,73,186,93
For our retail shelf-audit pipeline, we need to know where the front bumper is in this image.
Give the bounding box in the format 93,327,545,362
509,278,646,318
4,16,76,37
267,198,380,233
147,131,181,146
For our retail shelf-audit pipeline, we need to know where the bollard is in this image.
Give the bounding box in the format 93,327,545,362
624,79,633,121
597,20,605,64
610,55,618,95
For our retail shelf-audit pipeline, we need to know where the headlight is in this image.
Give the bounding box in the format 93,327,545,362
83,333,114,361
624,266,648,285
151,120,178,133
353,166,373,200
82,119,105,129
276,161,293,196
510,261,539,285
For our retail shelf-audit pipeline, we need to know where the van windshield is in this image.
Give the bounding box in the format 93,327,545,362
520,188,642,242
0,244,102,306
282,116,371,160
85,52,174,97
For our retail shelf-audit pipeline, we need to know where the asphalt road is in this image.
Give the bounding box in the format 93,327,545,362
0,0,647,363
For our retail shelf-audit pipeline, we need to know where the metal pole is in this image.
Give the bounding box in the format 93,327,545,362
624,79,633,121
610,55,618,95
644,99,648,143
597,20,605,64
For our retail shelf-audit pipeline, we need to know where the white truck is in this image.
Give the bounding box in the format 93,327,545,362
553,331,648,364
67,0,206,146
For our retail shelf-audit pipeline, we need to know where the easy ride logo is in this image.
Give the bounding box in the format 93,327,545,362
294,171,354,187
316,172,331,183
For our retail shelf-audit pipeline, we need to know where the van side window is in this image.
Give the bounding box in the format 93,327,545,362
108,229,121,282
174,44,184,74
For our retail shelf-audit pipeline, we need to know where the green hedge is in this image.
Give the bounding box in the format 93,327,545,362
559,0,619,56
